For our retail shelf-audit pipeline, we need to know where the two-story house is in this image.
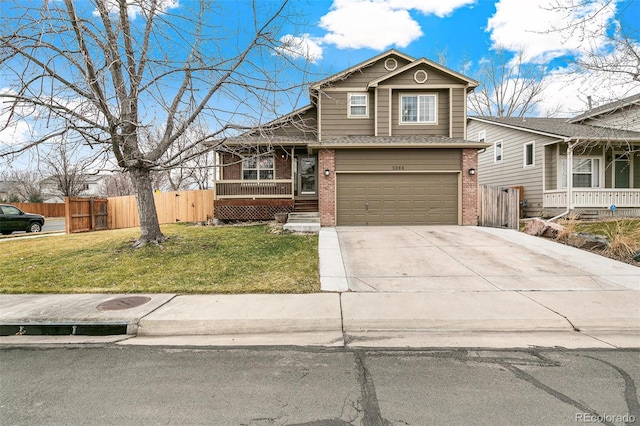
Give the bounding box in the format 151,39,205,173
212,50,489,226
468,94,640,218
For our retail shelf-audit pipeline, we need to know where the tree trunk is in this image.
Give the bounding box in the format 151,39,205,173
129,167,168,247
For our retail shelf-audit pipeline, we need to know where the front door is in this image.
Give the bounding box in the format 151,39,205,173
614,153,631,188
297,157,317,196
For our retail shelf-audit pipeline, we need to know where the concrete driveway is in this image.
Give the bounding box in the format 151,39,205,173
324,225,640,292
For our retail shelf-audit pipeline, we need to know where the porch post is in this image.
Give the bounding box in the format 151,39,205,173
291,147,295,199
567,142,575,210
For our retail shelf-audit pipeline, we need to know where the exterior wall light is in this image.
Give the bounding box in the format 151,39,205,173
324,169,331,176
468,168,476,176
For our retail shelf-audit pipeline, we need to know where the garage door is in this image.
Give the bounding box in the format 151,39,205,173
336,173,458,225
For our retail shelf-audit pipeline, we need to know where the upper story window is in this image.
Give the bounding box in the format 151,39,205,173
524,141,535,167
242,155,274,180
478,130,486,143
348,93,368,118
400,94,436,124
494,140,503,163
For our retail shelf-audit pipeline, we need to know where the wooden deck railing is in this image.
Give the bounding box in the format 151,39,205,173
544,189,640,208
215,180,293,199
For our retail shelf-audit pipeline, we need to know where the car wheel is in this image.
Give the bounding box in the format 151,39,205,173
27,222,42,233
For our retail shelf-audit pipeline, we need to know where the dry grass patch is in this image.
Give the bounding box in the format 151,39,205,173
0,224,319,294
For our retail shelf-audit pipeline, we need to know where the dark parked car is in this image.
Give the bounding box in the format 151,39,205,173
0,204,45,235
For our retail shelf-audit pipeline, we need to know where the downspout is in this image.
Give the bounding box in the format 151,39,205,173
550,138,575,221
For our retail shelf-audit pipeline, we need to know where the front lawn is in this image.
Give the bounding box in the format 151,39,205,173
0,224,319,294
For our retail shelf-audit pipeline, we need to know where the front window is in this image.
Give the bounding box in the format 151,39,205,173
524,142,534,167
494,140,503,163
242,155,274,180
401,94,436,124
348,93,368,117
561,158,601,188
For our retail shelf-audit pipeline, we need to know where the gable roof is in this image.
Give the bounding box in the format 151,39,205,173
469,116,640,142
569,93,640,123
367,58,479,91
309,49,415,90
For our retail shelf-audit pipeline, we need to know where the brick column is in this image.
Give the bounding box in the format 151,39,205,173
318,149,336,226
461,148,479,226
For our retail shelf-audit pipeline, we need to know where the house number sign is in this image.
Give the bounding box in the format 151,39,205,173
392,165,405,170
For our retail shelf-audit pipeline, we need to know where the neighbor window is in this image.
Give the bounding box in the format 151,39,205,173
494,140,503,163
561,157,601,188
401,94,436,124
242,155,274,180
348,93,368,117
524,142,534,167
478,130,486,143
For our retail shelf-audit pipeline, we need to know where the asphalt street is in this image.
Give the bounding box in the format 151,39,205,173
1,346,638,425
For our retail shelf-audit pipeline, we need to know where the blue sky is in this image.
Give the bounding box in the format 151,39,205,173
270,0,639,116
1,0,638,167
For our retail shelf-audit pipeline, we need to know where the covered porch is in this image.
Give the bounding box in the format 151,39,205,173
543,141,640,213
213,145,319,220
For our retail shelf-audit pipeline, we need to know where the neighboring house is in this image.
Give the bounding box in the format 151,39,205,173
40,174,106,203
211,50,490,226
468,94,640,218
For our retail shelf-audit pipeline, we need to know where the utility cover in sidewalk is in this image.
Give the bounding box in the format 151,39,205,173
97,296,152,311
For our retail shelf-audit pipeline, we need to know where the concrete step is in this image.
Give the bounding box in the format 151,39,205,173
287,212,319,223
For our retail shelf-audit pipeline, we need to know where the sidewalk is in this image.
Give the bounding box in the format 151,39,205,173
1,226,638,349
1,290,638,348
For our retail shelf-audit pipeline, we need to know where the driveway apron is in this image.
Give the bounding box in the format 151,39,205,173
336,225,639,292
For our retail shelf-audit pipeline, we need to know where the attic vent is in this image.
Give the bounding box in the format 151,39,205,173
385,57,398,71
414,70,428,84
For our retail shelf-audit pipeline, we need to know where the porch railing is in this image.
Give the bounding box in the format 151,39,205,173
215,179,293,199
544,189,640,208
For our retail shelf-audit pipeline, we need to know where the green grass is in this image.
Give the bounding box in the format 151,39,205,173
0,224,319,294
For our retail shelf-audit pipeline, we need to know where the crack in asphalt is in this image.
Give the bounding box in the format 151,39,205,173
354,351,391,426
584,355,640,426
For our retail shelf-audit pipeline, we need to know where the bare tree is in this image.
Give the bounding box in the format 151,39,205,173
100,171,135,197
467,49,549,117
545,0,639,103
41,143,97,201
0,0,309,246
2,170,45,203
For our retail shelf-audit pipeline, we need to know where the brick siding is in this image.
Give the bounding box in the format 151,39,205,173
318,149,336,226
461,148,479,226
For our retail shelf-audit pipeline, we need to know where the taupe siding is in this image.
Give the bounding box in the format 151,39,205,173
450,88,466,138
469,120,547,216
376,88,391,136
330,55,412,89
545,145,557,190
381,66,464,86
391,89,450,136
272,107,317,138
336,149,461,172
320,91,375,138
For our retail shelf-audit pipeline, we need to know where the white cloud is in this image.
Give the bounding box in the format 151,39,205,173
388,0,476,17
318,0,474,50
278,34,324,63
536,65,640,117
0,88,34,149
487,0,617,64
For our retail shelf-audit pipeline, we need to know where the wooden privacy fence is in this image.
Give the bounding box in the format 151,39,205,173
479,185,520,229
13,202,65,218
107,190,214,230
65,197,108,233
